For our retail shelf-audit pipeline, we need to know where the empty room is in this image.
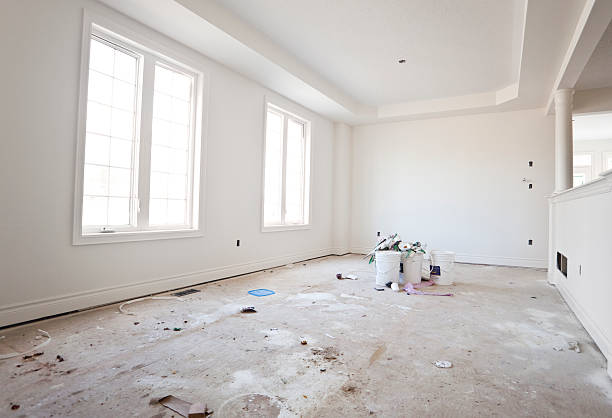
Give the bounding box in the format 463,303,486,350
2,0,612,416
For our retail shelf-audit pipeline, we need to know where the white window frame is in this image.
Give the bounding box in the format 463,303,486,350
261,101,312,232
572,151,595,187
604,151,612,172
73,10,207,245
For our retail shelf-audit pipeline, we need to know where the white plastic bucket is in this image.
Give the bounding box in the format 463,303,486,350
375,251,401,286
430,250,455,285
402,253,423,284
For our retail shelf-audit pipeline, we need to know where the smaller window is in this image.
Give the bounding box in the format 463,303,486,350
262,104,311,230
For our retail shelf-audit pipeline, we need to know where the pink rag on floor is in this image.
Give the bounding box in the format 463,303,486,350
412,281,434,289
404,281,453,296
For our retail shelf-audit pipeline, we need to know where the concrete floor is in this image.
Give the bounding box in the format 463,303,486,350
1,255,611,417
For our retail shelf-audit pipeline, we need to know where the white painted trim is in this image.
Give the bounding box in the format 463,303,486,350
555,279,612,378
454,254,547,269
261,224,312,233
0,248,335,328
73,228,203,245
550,169,612,203
349,247,372,255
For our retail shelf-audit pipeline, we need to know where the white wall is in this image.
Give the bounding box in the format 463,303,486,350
332,123,352,254
549,171,612,377
0,0,335,326
350,109,554,267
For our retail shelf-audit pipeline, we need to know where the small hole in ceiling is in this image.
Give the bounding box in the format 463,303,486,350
398,59,406,64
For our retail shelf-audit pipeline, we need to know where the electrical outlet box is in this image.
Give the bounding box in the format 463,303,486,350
236,239,240,247
528,239,533,245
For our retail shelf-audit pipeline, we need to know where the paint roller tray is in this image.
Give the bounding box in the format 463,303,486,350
248,289,276,297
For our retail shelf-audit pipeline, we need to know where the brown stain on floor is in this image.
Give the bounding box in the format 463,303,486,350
368,344,386,366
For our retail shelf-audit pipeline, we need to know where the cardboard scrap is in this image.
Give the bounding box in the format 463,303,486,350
0,330,51,360
158,395,210,417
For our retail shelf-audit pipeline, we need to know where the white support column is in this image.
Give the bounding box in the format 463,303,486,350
554,89,574,192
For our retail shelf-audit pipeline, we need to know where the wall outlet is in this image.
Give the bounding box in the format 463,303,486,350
236,239,240,247
377,231,381,237
529,161,533,167
528,239,533,245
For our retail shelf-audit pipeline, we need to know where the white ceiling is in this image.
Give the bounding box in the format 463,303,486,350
213,0,523,106
97,0,596,124
573,112,612,140
575,20,612,90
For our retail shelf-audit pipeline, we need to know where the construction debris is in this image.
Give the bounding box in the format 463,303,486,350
568,341,581,353
118,296,184,315
0,330,51,361
240,306,257,313
158,395,211,417
23,352,44,360
434,360,453,368
56,355,65,362
554,341,581,353
300,340,308,345
248,289,276,297
405,282,453,296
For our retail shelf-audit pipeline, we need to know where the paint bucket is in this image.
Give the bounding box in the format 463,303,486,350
402,253,423,284
375,251,401,286
430,250,455,285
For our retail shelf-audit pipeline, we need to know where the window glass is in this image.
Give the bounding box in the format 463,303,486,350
83,38,137,228
262,105,310,228
149,64,193,226
78,28,202,241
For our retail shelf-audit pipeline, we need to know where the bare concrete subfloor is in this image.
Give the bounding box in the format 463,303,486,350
1,255,611,417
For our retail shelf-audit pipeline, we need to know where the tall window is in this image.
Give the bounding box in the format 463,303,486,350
263,104,311,229
75,24,202,243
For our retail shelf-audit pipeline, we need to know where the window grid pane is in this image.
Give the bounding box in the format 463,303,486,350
83,37,138,228
149,64,193,226
263,111,284,225
263,106,309,228
285,119,305,224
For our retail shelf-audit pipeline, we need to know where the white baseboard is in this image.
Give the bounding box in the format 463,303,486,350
455,253,547,269
350,247,546,268
555,281,612,378
0,248,335,328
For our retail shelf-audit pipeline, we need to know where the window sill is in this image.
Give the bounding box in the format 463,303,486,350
73,228,203,245
261,224,311,233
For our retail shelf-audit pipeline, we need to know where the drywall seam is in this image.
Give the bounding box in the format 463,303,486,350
0,248,335,327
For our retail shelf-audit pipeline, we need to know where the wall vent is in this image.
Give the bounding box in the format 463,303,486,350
556,252,567,277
